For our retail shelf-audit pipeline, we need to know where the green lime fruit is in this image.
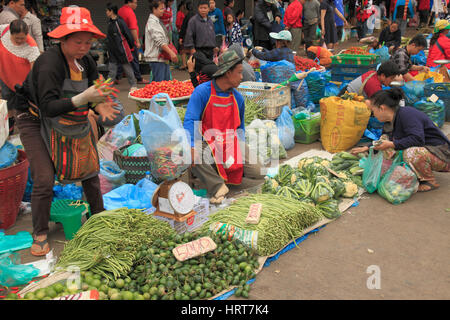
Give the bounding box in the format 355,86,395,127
115,279,125,289
121,291,134,300
110,293,121,300
24,292,35,300
91,279,102,288
45,288,58,299
35,289,46,300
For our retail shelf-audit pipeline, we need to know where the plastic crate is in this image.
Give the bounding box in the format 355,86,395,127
331,50,380,66
237,82,291,120
423,82,450,121
331,62,378,82
292,114,321,144
0,150,29,230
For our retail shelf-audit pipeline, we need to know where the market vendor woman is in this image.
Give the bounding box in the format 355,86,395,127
339,60,402,98
13,7,120,256
351,88,449,192
183,50,264,204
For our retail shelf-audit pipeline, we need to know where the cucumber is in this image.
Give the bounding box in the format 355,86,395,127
339,152,359,161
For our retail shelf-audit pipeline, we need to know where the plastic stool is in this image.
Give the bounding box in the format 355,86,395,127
50,200,91,240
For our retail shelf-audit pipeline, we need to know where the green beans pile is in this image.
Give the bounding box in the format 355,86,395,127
201,194,323,256
244,99,266,126
56,209,176,280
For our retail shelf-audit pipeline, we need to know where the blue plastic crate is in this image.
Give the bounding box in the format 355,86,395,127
330,62,378,82
424,82,450,121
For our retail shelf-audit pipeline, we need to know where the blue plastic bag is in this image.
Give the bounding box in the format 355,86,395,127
53,183,83,201
306,71,330,104
0,251,40,286
139,93,191,181
275,106,295,150
103,177,158,210
0,141,18,169
369,46,390,63
410,50,426,66
290,79,310,109
324,82,340,97
104,114,137,149
0,231,33,254
400,78,434,105
260,60,296,84
99,160,126,195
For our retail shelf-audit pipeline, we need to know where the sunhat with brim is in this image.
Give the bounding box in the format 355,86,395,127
212,50,244,78
434,19,450,33
270,30,292,41
47,7,106,39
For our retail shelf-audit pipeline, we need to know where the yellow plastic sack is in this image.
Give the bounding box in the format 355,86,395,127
414,71,444,83
320,95,371,153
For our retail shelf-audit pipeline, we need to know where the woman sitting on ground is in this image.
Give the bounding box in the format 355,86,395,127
351,88,449,192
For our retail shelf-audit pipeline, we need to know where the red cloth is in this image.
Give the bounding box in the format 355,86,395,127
161,7,173,32
418,0,430,10
176,11,185,31
361,70,382,98
357,0,375,22
390,0,397,14
0,26,37,92
284,0,303,28
118,5,139,37
426,34,450,68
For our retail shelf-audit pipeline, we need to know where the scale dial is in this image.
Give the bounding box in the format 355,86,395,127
168,181,195,214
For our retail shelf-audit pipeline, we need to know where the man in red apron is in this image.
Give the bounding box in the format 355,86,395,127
184,50,264,204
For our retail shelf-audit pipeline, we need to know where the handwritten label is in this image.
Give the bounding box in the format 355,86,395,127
245,203,262,225
172,237,217,262
429,94,439,104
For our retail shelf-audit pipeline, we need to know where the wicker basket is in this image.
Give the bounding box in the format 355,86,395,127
0,150,29,229
113,145,152,184
237,82,291,120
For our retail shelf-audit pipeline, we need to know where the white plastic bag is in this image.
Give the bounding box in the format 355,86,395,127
0,100,9,148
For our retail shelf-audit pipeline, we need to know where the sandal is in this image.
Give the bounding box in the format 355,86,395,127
31,237,50,257
418,181,440,192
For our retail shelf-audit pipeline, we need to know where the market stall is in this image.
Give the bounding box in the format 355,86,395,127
0,35,449,301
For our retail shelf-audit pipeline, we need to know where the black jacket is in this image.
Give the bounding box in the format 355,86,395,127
13,44,97,116
106,17,135,64
253,0,281,42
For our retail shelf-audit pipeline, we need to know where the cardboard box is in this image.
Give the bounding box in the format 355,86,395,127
152,197,210,234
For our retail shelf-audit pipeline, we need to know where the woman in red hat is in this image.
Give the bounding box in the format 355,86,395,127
12,7,120,256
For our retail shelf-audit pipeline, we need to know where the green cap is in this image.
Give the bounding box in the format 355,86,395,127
270,30,292,41
212,50,244,78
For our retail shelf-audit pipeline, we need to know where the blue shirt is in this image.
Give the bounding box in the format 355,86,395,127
208,8,226,36
183,80,246,147
252,47,295,64
334,0,344,27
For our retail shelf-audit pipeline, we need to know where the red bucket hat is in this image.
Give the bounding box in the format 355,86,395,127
47,6,106,39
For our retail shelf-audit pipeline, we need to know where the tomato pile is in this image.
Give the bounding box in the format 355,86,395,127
130,80,194,99
342,47,374,55
294,56,321,71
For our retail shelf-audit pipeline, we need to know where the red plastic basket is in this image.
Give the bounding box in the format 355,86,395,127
0,149,29,229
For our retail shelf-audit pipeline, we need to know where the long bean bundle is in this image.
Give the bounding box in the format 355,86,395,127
244,99,265,126
56,209,175,280
201,194,323,256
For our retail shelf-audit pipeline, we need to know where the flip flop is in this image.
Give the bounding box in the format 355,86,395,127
418,181,440,192
31,238,50,257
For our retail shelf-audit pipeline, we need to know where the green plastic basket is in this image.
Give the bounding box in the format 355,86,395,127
293,115,321,144
331,51,380,66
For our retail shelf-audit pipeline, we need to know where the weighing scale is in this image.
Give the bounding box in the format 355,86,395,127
432,60,450,82
152,178,198,222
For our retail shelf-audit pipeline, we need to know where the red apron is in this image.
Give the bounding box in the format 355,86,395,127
201,82,243,185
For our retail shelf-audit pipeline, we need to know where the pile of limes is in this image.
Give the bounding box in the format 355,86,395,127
15,231,259,300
